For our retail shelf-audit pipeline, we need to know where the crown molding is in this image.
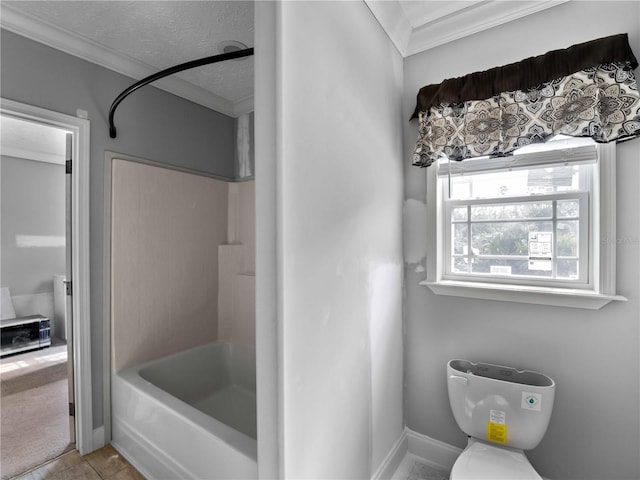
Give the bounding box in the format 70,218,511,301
0,3,243,117
366,0,570,58
406,0,570,56
364,0,412,57
233,95,255,117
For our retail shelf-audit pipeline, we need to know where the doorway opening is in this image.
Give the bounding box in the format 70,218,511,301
0,99,92,478
0,116,73,478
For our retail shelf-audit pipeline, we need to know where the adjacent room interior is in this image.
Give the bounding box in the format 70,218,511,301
0,116,73,479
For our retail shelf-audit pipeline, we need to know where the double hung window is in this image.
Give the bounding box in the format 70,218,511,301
423,137,625,309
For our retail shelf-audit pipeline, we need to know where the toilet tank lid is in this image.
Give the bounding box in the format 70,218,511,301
449,359,554,388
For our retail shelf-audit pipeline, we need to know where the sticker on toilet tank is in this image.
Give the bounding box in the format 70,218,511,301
521,392,542,411
489,409,506,425
487,409,508,444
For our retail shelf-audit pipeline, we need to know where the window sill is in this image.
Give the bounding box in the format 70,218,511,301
419,280,627,310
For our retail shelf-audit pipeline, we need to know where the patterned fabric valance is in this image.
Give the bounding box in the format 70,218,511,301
412,34,640,167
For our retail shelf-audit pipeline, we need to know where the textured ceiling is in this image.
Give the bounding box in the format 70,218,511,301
3,1,254,109
1,1,566,115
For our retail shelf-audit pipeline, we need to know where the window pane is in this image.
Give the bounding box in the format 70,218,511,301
451,170,527,199
471,202,552,221
452,256,469,274
557,200,579,218
450,164,582,200
557,221,578,257
472,221,552,255
452,224,468,255
557,259,579,279
452,207,468,221
526,165,579,192
471,258,553,277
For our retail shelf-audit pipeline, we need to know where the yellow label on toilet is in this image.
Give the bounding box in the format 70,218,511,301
487,422,508,444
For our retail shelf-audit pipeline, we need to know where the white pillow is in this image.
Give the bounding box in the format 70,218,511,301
1,287,17,320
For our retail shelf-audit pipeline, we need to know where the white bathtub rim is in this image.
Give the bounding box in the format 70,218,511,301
117,360,257,461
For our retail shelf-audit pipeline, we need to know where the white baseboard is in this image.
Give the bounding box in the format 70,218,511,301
372,430,408,480
372,428,462,479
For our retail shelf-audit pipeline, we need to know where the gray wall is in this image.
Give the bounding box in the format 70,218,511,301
0,29,236,428
403,2,640,479
269,2,405,477
1,156,65,295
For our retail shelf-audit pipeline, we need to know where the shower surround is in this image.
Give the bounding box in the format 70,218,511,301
109,158,255,478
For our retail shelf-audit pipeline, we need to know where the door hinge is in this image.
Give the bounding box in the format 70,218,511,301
66,159,72,174
65,281,72,296
69,402,75,417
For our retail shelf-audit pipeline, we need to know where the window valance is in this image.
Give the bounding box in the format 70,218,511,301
412,34,640,167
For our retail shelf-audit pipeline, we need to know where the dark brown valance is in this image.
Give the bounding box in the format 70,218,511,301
411,33,640,167
411,33,638,120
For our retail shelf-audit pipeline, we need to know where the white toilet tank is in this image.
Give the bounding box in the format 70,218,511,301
447,359,555,451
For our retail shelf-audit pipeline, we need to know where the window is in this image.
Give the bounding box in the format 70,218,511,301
422,137,626,309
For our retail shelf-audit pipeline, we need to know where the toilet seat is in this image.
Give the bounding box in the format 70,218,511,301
450,440,542,480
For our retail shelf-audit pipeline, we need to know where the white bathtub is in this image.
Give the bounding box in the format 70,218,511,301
112,342,257,479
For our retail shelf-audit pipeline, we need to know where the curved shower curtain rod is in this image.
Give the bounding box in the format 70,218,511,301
108,47,254,138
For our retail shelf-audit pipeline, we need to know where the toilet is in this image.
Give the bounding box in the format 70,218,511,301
447,359,556,479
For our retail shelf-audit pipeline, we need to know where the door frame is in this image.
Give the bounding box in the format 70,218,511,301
0,97,93,455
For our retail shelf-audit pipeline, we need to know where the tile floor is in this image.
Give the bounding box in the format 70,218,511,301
12,445,145,480
12,444,449,480
392,453,450,480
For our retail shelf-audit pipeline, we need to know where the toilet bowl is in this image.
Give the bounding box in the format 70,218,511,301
447,359,555,480
451,439,541,480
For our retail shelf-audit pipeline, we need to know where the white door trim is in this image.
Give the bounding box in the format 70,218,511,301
1,98,93,454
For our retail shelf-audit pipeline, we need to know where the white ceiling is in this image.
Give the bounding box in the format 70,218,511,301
365,0,569,57
1,115,68,165
0,0,568,119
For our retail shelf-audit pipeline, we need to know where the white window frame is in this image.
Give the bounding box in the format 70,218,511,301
421,141,627,310
444,192,590,287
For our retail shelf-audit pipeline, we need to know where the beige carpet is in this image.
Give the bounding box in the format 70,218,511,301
1,349,72,480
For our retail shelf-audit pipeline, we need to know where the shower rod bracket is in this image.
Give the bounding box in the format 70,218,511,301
108,47,254,138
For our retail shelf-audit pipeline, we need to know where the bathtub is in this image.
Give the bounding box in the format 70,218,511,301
111,342,257,479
